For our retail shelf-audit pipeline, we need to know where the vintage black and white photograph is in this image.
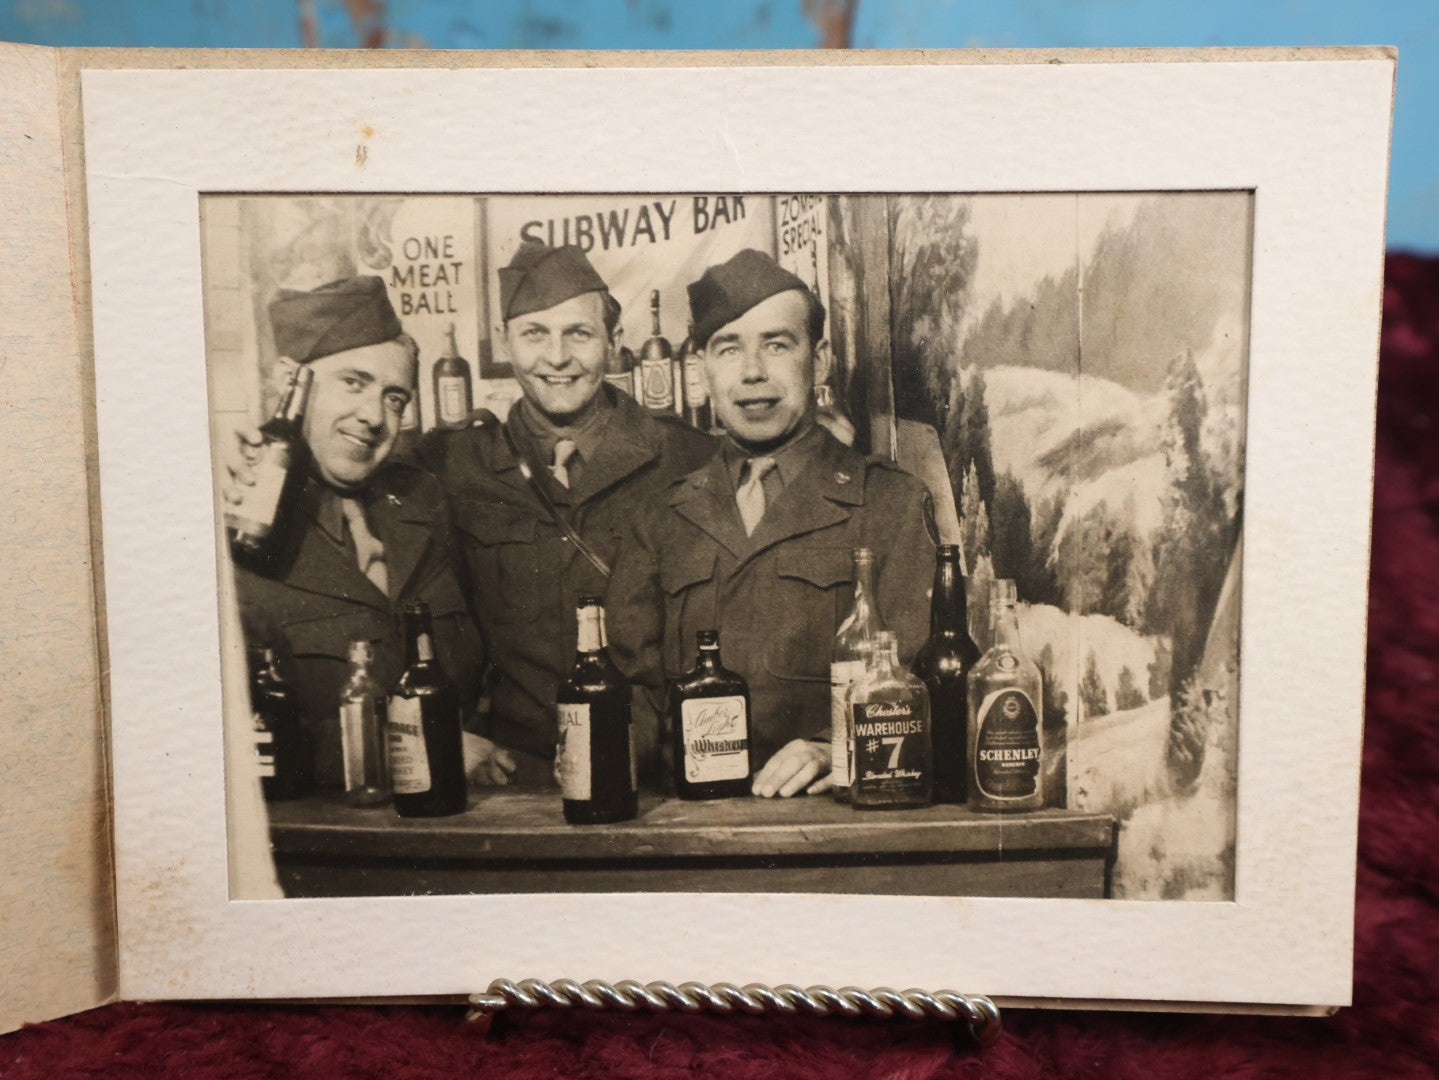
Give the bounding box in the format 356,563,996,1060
203,189,1249,903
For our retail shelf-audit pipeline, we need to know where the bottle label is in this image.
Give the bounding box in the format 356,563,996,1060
973,688,1042,800
437,375,469,424
386,696,432,795
605,372,634,397
641,359,674,409
852,700,928,796
680,696,749,782
340,701,367,791
683,356,707,405
241,446,289,530
252,714,275,778
829,660,865,785
556,703,591,800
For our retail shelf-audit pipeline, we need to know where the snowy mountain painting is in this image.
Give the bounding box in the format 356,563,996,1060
889,192,1250,900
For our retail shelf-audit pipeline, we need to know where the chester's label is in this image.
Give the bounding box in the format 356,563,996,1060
437,375,469,424
829,660,865,786
973,688,1041,800
386,696,432,795
680,696,749,782
556,703,592,800
852,700,929,799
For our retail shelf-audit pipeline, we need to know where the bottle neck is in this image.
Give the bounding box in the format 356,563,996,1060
402,612,436,666
930,557,969,637
991,601,1022,653
277,365,313,424
443,324,459,359
869,640,900,679
576,605,606,655
852,555,878,623
650,294,663,337
696,644,721,672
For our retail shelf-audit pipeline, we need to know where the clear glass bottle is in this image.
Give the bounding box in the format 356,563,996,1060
830,547,883,802
338,640,389,807
849,631,932,810
967,579,1044,812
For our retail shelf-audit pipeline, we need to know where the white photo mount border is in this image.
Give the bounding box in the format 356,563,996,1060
83,51,1392,1010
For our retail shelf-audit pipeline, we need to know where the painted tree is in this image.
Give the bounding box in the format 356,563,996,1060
1080,650,1109,719
1115,666,1146,711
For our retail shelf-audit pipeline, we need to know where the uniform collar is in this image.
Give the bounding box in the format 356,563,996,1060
721,419,824,493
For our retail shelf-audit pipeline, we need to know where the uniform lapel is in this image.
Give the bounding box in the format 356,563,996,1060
670,453,749,559
738,431,865,564
569,397,659,506
371,486,433,599
283,483,390,612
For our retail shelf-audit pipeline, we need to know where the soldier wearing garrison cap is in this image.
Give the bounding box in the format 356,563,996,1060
606,249,937,798
418,242,716,786
227,275,485,788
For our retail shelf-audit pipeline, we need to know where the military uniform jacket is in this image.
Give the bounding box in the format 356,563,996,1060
236,460,484,788
606,428,938,768
418,387,717,759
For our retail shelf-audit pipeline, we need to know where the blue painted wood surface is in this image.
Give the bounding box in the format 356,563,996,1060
3,1,1431,250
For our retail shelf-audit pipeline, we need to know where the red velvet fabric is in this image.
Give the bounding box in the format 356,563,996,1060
5,255,1436,1079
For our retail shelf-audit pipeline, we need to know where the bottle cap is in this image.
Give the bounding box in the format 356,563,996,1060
347,640,373,664
696,630,719,649
578,595,603,608
937,544,960,558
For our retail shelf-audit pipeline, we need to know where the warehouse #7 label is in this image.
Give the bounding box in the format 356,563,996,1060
972,688,1041,800
851,701,928,800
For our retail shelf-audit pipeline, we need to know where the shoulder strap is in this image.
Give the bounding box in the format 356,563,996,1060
500,422,611,579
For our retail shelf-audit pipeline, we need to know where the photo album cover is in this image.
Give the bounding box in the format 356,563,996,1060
0,46,1394,1034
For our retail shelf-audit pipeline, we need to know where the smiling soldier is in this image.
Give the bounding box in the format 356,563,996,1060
418,242,716,785
230,276,485,789
606,249,937,798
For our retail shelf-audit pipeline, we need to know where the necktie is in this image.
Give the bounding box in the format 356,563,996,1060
551,438,579,489
736,456,777,536
339,497,389,596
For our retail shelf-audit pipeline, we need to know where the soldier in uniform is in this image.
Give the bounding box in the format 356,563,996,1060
418,242,716,785
606,249,937,798
230,276,485,789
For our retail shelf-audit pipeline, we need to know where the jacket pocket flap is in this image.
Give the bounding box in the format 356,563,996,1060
455,501,537,546
283,611,391,659
776,546,851,590
661,547,716,595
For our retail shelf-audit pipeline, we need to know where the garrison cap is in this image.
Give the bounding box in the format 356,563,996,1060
688,248,813,348
268,275,403,364
499,242,609,322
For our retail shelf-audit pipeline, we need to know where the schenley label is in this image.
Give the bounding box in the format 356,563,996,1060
978,747,1041,762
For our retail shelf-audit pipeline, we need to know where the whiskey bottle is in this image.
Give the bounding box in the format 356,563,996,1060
338,640,389,807
967,579,1044,812
850,631,932,810
678,322,712,431
605,325,637,398
556,596,638,824
670,630,753,800
387,601,467,818
248,645,311,802
911,545,981,803
639,289,676,412
432,322,474,429
830,547,882,802
227,363,313,565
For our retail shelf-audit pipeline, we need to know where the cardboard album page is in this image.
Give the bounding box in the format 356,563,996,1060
0,42,117,1035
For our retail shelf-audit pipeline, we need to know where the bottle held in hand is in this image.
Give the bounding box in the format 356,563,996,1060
911,545,981,803
555,597,638,825
967,579,1044,813
387,601,467,818
671,630,753,800
227,364,313,566
831,547,883,802
850,631,933,810
339,640,390,807
248,645,312,802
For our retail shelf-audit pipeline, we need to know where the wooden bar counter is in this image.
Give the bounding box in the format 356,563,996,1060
268,787,1117,899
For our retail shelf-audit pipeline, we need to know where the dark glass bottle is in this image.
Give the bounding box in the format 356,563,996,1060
605,326,637,398
850,631,932,810
670,630,754,800
911,546,982,803
638,289,676,412
248,645,312,802
678,322,712,431
432,321,474,429
386,602,467,818
556,597,638,824
227,364,313,565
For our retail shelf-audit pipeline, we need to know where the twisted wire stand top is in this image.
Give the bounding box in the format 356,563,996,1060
467,978,1002,1047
